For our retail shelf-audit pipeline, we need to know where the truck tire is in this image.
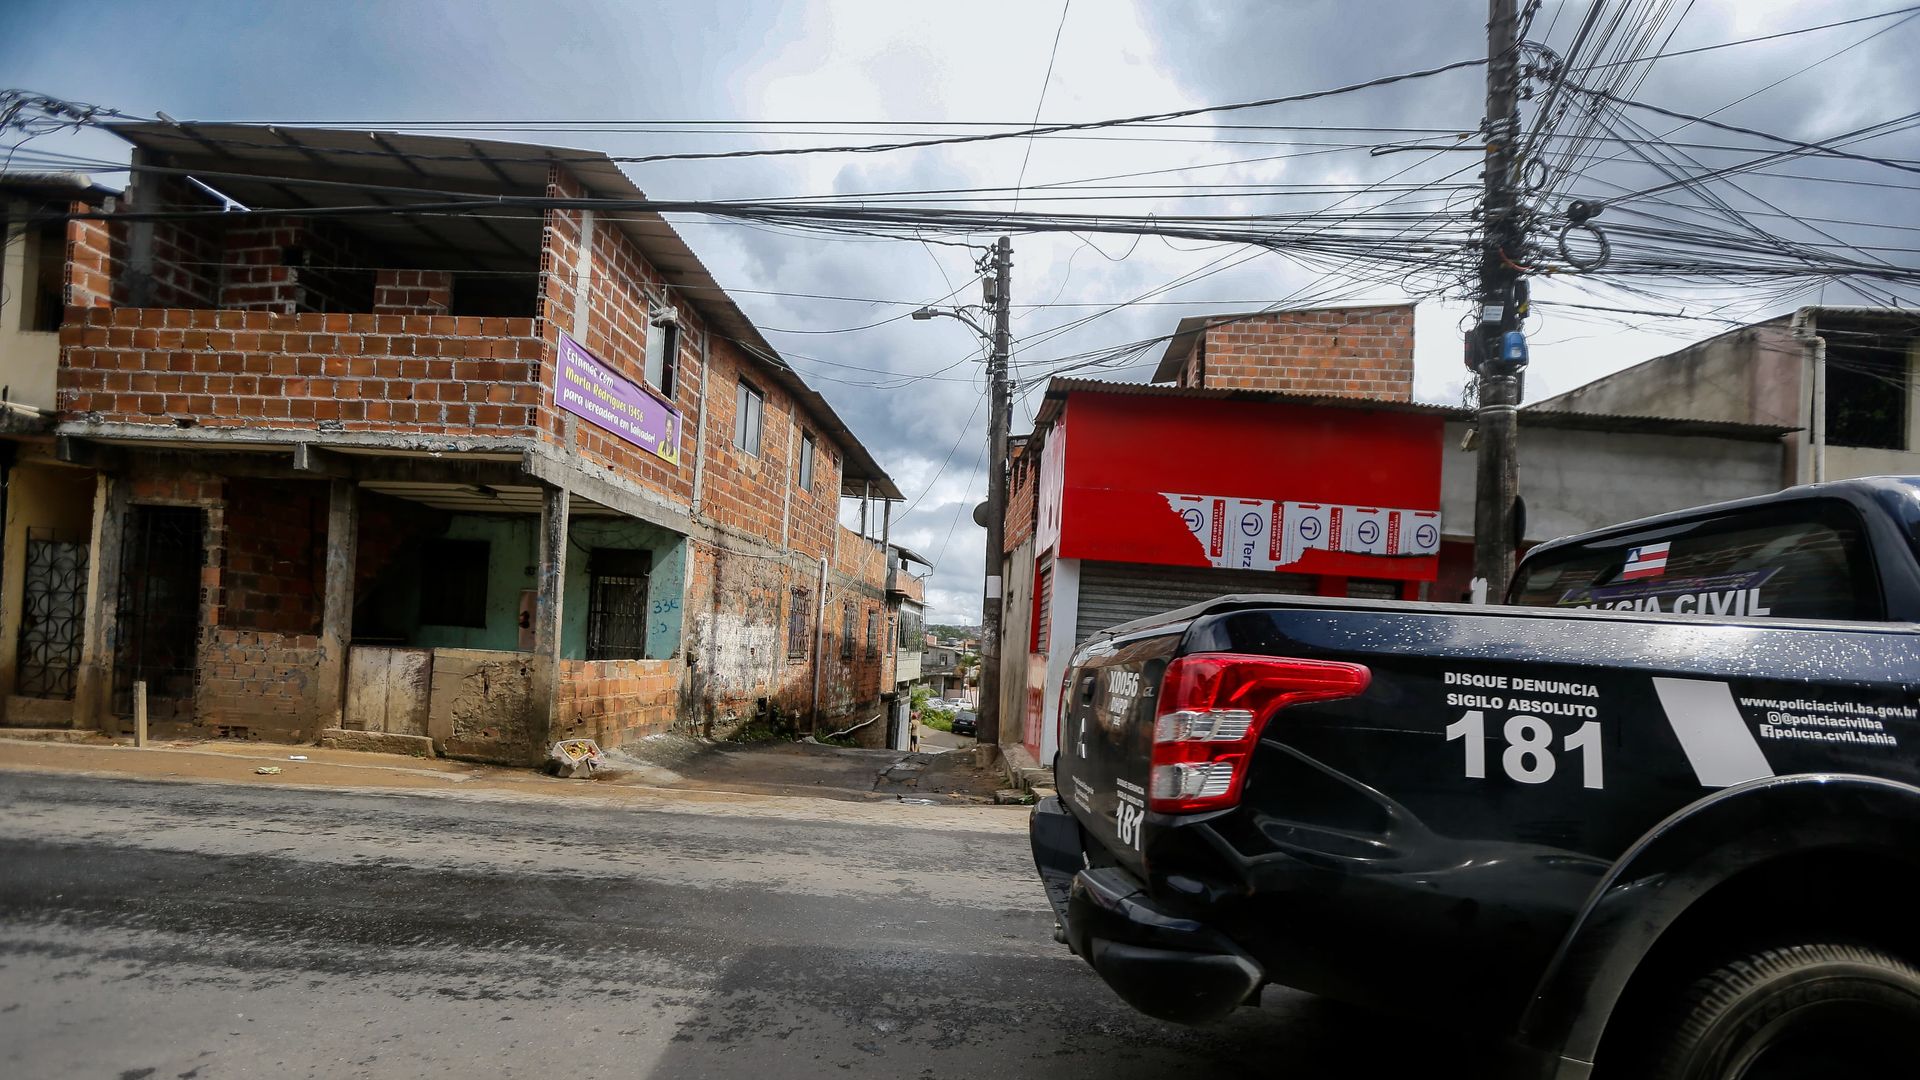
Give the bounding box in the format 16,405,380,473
1648,943,1920,1080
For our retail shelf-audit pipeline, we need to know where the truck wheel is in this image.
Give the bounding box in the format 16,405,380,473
1649,943,1920,1080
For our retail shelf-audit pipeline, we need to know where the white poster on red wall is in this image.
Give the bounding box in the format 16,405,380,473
1164,494,1225,562
1222,498,1277,570
1341,506,1390,555
1279,501,1336,567
1166,493,1442,570
1399,510,1443,555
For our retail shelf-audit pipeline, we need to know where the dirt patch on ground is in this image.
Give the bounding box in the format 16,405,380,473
605,739,1006,804
0,727,1014,812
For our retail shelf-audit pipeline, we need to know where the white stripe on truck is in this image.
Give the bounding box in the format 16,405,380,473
1652,677,1775,788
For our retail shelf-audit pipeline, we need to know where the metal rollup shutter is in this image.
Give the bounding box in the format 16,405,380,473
1036,561,1053,651
1074,561,1316,646
1346,578,1403,601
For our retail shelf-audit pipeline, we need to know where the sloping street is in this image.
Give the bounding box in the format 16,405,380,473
0,768,1480,1079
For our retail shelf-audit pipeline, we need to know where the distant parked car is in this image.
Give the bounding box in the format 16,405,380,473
950,712,977,737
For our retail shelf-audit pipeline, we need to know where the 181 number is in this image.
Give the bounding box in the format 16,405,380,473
1444,710,1603,789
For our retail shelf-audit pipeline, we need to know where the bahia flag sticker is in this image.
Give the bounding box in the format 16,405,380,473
1620,542,1671,580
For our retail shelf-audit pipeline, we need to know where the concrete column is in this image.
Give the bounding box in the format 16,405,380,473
534,485,570,660
313,479,358,736
123,148,157,307
570,210,595,340
529,485,570,761
74,473,128,731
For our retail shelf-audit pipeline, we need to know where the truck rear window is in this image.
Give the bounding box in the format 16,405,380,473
1510,501,1880,620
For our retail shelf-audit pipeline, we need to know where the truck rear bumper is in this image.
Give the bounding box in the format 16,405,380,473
1030,795,1263,1024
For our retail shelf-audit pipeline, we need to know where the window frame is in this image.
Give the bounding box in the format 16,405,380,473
1510,497,1885,622
798,430,815,490
585,548,652,661
734,380,764,457
841,602,855,660
644,315,680,401
787,587,810,658
866,610,879,659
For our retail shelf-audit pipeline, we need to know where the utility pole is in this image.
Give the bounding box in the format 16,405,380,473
1470,0,1528,602
979,235,1012,746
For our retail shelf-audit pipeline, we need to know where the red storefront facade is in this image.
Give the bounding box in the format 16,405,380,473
1006,379,1448,764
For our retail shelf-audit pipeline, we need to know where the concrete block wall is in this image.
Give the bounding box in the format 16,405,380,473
1177,304,1414,400
433,649,540,763
682,538,817,733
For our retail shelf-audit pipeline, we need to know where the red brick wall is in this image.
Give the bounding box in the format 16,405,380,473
66,210,114,309
60,307,542,433
144,218,222,310
218,219,374,314
223,478,328,636
1005,446,1038,552
535,165,849,564
1191,304,1414,400
373,269,452,315
536,171,701,502
553,658,679,746
61,195,219,312
894,568,925,605
197,628,322,737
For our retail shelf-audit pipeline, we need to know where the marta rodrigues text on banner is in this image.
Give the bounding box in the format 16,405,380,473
553,330,682,463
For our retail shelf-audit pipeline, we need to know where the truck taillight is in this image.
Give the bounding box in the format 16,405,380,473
1149,654,1370,814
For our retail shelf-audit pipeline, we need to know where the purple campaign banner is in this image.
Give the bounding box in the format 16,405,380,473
554,331,681,463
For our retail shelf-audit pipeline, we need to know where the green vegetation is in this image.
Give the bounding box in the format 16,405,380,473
728,704,798,743
910,685,957,732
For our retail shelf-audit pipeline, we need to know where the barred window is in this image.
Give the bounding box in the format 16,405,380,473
841,602,855,660
788,588,809,658
586,549,650,661
866,610,879,659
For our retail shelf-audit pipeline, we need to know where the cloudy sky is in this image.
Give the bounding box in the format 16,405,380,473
3,0,1915,621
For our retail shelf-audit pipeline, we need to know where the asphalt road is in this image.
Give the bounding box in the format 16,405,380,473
0,771,1482,1079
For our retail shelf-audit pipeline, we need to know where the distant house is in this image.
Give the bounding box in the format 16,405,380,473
1533,307,1920,486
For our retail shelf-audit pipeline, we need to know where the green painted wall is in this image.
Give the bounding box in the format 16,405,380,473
411,515,538,652
363,510,686,660
560,518,686,660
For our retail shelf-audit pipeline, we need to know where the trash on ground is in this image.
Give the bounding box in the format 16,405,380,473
254,766,282,775
548,738,607,779
287,755,308,761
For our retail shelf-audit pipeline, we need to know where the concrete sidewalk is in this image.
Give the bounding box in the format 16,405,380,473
0,736,1029,831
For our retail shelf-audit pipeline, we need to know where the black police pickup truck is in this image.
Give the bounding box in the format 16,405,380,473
1030,477,1920,1079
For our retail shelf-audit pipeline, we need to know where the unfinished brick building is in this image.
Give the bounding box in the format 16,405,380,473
1157,303,1415,399
39,123,904,762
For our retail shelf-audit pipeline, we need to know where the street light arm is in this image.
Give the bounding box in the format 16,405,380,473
911,306,990,339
